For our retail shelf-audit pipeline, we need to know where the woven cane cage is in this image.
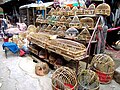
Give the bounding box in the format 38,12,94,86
35,62,49,76
66,17,72,27
57,7,65,15
48,8,55,15
95,3,111,16
65,27,79,39
47,39,87,60
52,66,77,90
54,16,60,26
80,17,94,29
61,25,67,31
27,25,37,33
36,15,44,23
78,69,99,90
69,15,81,29
90,54,115,84
77,28,91,41
76,7,84,15
88,4,95,15
56,16,66,26
64,6,71,16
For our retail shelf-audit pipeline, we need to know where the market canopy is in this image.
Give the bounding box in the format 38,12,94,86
0,0,12,4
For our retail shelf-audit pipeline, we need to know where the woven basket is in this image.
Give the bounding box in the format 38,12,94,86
90,54,115,84
35,62,49,76
52,66,77,90
95,3,111,16
78,69,99,90
80,17,94,29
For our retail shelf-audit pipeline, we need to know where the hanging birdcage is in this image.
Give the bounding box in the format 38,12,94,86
52,66,77,90
90,54,115,84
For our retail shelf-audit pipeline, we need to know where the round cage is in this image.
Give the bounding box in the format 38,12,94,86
95,3,111,16
78,69,99,90
35,62,49,76
52,67,77,90
90,54,115,84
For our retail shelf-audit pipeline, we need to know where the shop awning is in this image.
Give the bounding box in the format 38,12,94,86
0,0,12,4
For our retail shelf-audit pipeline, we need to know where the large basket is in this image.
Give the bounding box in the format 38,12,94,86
78,69,99,90
90,54,115,84
95,3,111,16
52,66,77,90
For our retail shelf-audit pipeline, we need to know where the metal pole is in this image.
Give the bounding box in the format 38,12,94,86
86,16,101,54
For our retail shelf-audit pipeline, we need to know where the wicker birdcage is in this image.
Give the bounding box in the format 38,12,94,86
88,4,95,15
63,6,71,16
78,69,99,90
61,25,67,31
56,7,60,15
46,24,52,31
76,7,84,15
36,15,46,23
90,54,115,84
80,17,94,29
50,25,57,35
35,62,49,76
69,15,81,29
52,66,77,90
54,16,61,26
65,27,79,39
70,6,78,16
66,17,72,27
77,28,91,41
49,15,56,25
95,3,111,16
57,7,65,15
56,16,66,26
47,39,87,60
48,8,55,15
27,25,37,33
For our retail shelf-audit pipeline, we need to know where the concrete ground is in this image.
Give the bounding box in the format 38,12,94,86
0,41,120,90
